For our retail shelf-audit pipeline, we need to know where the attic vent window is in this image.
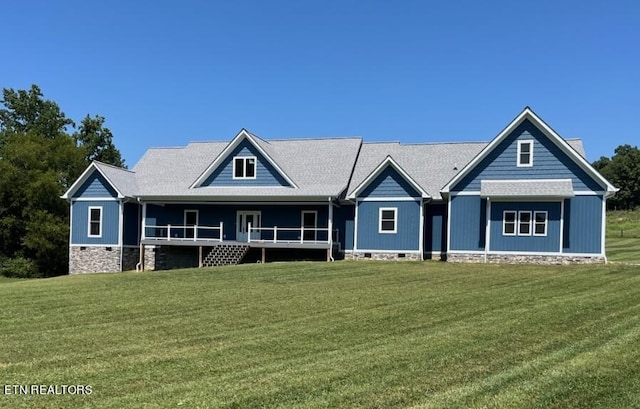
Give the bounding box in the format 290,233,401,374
517,140,533,167
233,156,256,179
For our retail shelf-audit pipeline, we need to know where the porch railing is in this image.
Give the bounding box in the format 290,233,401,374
247,223,338,244
145,223,223,242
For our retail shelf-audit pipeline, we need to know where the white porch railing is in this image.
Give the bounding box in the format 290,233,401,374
145,222,223,242
247,223,337,244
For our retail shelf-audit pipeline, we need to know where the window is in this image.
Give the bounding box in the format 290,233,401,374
517,140,533,167
533,211,548,236
233,156,256,179
379,208,397,233
88,206,102,238
503,211,516,236
518,211,532,235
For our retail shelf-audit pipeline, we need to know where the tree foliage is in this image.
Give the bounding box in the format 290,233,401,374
0,84,125,277
593,144,640,210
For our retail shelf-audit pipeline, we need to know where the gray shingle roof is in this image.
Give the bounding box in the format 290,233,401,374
132,137,363,198
347,142,486,201
480,179,574,198
94,161,138,197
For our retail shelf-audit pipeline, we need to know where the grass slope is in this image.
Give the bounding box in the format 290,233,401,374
1,262,640,408
606,209,640,263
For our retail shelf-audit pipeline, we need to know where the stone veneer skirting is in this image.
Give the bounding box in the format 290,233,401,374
69,246,121,274
345,251,421,261
447,252,606,264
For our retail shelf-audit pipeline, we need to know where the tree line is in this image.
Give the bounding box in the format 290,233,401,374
0,85,124,277
0,85,638,277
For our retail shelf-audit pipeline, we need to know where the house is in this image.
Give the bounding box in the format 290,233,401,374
61,108,617,273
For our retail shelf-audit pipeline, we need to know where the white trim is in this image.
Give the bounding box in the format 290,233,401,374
141,202,147,240
71,197,119,202
485,198,491,261
61,162,125,200
559,200,565,253
351,249,421,254
358,197,421,202
191,129,298,188
486,250,604,257
518,211,532,236
347,155,429,199
69,202,74,246
378,207,398,234
87,206,103,238
184,209,200,238
533,211,548,237
232,156,258,180
143,200,333,205
327,199,333,253
118,200,124,246
440,107,617,197
502,210,517,236
446,197,452,253
574,190,603,196
301,210,318,241
236,210,262,242
353,199,360,251
418,200,424,261
447,250,485,255
449,191,481,197
601,196,607,260
516,140,534,167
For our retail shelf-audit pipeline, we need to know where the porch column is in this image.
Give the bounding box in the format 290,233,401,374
484,197,491,263
141,202,147,240
328,197,333,262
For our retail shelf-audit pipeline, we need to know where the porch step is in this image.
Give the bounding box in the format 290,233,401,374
203,244,250,267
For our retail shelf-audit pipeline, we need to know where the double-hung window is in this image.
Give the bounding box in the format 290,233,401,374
533,211,548,236
517,140,533,167
379,208,397,234
233,156,256,179
503,210,548,237
518,211,532,235
88,206,102,238
503,211,517,236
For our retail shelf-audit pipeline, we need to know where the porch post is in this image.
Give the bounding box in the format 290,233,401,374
484,197,491,263
261,247,266,263
140,244,145,271
328,197,333,261
198,246,203,268
141,202,147,240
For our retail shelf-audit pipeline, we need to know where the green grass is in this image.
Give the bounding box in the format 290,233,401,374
606,209,640,263
2,262,640,408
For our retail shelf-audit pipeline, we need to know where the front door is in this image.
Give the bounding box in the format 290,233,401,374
237,211,261,242
184,210,199,239
302,211,317,241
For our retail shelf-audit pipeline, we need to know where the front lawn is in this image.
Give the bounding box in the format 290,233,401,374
1,261,639,408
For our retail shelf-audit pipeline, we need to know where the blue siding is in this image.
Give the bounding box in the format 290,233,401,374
356,200,420,251
360,166,420,198
490,202,561,252
334,205,355,250
71,200,120,244
201,139,291,187
563,195,603,254
146,204,329,241
73,172,118,198
123,202,140,246
449,196,486,251
424,203,447,256
453,119,603,192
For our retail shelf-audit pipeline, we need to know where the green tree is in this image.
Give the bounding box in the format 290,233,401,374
74,114,126,168
0,84,125,277
593,144,640,210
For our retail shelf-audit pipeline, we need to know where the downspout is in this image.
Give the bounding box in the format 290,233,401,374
328,197,334,261
484,197,491,263
136,197,144,272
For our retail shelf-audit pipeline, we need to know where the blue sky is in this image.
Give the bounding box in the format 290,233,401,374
2,0,638,166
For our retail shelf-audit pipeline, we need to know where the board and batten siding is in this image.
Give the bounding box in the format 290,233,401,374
71,200,120,245
489,202,561,252
424,203,447,256
356,201,421,251
201,139,291,187
449,195,486,252
359,166,421,198
452,119,604,192
563,195,603,254
72,172,118,198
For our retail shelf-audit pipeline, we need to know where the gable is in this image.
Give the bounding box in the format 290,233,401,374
359,165,421,198
72,171,119,198
452,119,604,192
200,138,292,187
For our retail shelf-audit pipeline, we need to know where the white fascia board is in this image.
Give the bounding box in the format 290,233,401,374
189,129,298,189
347,156,429,199
440,107,618,196
61,162,125,200
136,195,335,203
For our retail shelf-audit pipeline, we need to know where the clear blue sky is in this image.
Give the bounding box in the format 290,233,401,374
2,0,638,166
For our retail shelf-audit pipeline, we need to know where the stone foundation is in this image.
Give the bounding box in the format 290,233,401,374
345,252,421,261
143,245,167,271
447,253,606,264
69,246,121,274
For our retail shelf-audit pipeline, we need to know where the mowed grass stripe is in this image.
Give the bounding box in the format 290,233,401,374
1,262,640,408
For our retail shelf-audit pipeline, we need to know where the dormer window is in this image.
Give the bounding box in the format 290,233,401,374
233,156,256,179
517,140,533,167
